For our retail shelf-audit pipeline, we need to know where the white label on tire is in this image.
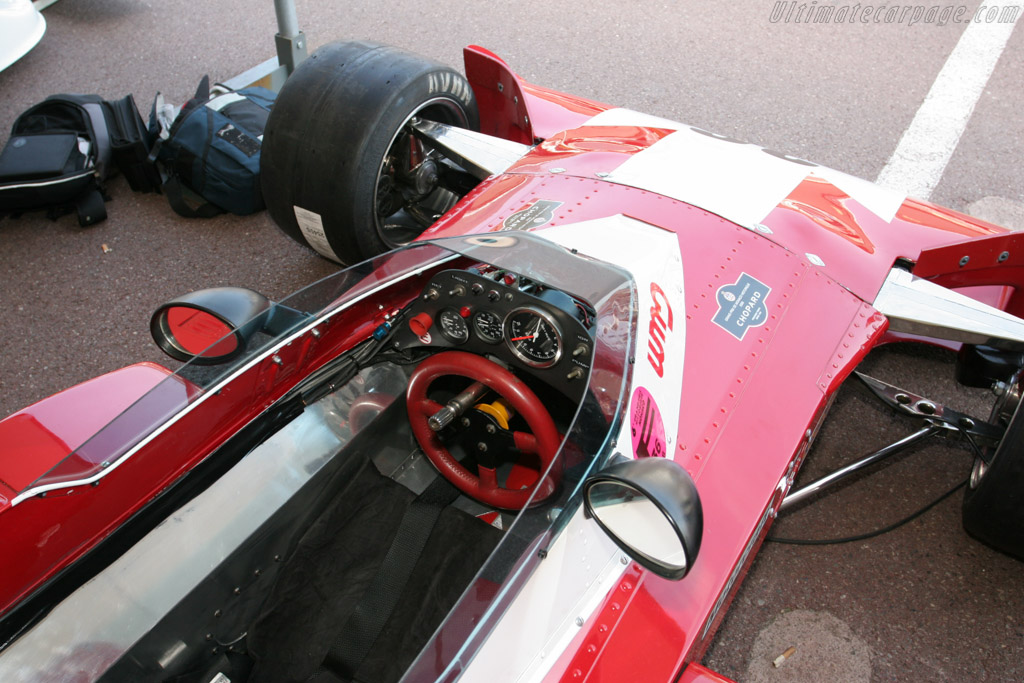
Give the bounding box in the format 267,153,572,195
293,206,339,261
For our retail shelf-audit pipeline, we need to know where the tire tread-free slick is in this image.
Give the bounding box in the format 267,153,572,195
261,41,479,265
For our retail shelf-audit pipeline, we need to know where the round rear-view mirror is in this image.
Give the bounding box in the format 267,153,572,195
151,287,271,364
584,458,703,580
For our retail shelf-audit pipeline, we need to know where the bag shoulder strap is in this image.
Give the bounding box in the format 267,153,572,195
163,173,222,219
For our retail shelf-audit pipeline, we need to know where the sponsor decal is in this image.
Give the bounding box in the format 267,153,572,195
647,282,674,378
713,273,771,340
630,387,667,458
501,199,562,231
426,72,474,108
463,234,519,248
216,123,260,157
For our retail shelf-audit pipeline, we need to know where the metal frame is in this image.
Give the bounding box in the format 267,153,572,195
779,372,1003,511
221,0,308,92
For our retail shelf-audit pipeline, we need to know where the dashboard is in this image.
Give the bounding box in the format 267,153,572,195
394,268,596,402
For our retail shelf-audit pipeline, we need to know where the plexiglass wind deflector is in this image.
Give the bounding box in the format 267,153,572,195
19,233,634,507
17,243,456,499
401,234,638,682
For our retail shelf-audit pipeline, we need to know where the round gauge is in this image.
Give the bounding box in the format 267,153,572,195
504,308,562,368
437,308,470,344
473,310,503,344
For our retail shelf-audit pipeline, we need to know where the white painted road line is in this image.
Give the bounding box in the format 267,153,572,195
876,15,1018,200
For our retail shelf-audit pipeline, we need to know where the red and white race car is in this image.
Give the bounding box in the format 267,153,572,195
1,42,1022,682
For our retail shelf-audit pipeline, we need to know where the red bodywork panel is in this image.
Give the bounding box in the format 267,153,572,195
419,171,898,681
436,62,1012,679
464,45,611,143
0,363,182,501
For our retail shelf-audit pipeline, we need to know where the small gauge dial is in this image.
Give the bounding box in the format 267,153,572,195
505,308,562,368
437,308,469,344
473,310,503,344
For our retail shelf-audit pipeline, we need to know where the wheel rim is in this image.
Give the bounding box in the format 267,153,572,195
972,372,1023,489
373,96,470,249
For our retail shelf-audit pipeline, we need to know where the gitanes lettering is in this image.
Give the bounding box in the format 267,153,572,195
647,282,674,378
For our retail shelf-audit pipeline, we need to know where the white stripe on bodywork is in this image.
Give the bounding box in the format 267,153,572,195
463,215,686,683
460,508,628,683
584,109,905,227
540,215,686,461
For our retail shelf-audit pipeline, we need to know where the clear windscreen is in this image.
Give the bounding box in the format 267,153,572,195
24,243,455,494
401,238,637,681
25,233,634,508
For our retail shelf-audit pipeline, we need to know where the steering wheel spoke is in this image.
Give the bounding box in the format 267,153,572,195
412,398,445,419
512,431,539,456
477,465,499,490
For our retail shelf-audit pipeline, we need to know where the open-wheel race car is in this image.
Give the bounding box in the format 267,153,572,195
2,40,1024,683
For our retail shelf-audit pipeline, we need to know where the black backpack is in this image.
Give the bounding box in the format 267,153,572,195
150,76,275,218
0,94,159,227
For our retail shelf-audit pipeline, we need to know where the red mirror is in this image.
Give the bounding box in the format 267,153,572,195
163,307,238,357
151,287,273,365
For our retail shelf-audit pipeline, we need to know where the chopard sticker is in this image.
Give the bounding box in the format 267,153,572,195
630,387,667,458
501,200,562,231
713,273,771,340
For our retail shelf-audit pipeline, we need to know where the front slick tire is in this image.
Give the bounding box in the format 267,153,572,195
962,379,1024,560
261,41,479,265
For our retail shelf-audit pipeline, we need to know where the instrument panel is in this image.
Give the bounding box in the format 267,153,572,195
394,269,595,401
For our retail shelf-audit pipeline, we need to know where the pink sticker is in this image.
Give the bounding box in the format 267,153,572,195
630,386,667,458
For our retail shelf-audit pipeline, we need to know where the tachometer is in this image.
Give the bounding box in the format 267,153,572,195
505,308,562,368
437,308,469,344
473,310,503,344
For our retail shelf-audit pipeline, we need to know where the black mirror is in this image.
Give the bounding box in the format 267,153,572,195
151,287,272,364
584,458,702,580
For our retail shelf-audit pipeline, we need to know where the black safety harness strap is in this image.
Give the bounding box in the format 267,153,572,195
320,476,459,680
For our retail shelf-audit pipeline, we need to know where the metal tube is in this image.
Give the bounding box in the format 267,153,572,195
274,0,300,37
780,425,940,511
428,382,490,431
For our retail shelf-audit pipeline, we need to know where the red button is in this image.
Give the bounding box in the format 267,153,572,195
460,306,472,318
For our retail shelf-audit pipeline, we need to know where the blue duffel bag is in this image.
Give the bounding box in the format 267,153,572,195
150,76,275,217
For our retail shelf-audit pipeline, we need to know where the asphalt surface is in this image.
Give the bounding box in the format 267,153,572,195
1,1,1022,681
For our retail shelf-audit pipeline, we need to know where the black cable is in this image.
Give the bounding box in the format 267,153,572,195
767,477,967,545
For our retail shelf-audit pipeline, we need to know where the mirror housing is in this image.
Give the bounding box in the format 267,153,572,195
150,287,272,365
584,457,703,580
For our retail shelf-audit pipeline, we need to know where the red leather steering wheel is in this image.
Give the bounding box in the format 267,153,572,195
406,351,561,509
